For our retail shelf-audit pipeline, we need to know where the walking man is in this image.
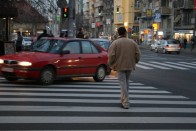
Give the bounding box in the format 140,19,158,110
108,27,141,109
37,29,50,40
16,31,23,52
76,28,84,38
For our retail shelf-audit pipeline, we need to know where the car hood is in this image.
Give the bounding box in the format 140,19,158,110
0,51,56,62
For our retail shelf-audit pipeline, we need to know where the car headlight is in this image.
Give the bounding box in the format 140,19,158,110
0,59,3,64
18,61,32,66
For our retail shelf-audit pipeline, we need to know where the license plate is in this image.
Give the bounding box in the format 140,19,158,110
1,67,14,72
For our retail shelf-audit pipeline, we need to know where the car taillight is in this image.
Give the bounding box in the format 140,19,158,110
165,45,169,48
179,45,181,48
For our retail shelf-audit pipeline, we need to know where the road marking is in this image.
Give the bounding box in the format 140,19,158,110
136,64,154,69
179,62,196,66
0,106,195,113
150,61,189,70
165,62,196,69
1,116,196,123
0,92,187,99
139,61,171,69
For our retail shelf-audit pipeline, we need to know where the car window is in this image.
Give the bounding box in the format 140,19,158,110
23,37,32,41
32,39,64,53
81,41,99,54
95,40,110,50
167,40,179,44
160,40,165,45
62,41,80,54
50,40,64,53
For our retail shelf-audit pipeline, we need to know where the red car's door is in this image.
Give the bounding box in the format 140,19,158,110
78,40,103,75
57,41,81,76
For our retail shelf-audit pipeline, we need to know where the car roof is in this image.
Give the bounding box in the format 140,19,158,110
90,38,110,42
41,37,90,41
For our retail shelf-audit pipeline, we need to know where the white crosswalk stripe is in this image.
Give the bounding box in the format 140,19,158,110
136,61,196,70
165,62,196,69
139,61,171,69
0,78,195,130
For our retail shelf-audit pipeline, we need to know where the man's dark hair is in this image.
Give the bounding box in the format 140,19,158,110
118,27,127,36
79,28,83,32
43,29,47,34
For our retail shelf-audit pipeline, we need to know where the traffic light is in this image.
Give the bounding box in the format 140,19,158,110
62,7,69,18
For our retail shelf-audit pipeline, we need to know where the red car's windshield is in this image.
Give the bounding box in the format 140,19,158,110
32,39,64,53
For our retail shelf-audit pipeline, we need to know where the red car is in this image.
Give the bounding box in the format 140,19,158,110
0,37,110,85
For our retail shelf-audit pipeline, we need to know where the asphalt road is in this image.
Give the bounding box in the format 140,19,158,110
0,48,196,130
132,48,196,100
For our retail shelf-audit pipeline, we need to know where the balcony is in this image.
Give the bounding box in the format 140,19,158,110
160,7,171,15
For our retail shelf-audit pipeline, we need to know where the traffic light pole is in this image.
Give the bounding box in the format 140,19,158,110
68,0,76,38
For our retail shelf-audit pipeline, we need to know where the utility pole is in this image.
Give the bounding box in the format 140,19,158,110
68,0,76,38
194,0,196,44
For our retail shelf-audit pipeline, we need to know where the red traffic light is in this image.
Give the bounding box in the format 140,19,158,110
62,7,69,18
63,7,68,13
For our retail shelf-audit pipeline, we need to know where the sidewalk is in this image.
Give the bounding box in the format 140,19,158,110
139,45,196,55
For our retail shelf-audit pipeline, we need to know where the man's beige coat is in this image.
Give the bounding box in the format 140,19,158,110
108,37,141,71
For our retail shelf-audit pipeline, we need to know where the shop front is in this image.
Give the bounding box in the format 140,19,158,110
174,30,193,48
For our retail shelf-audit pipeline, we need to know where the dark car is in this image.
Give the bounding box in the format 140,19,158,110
90,38,111,51
0,37,110,85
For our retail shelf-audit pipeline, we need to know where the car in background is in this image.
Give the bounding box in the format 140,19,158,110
150,40,160,51
0,37,110,85
90,38,111,51
22,37,33,50
99,35,111,40
155,39,181,54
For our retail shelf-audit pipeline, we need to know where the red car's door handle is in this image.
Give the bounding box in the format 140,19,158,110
98,56,102,59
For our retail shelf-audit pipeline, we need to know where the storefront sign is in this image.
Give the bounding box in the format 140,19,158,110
146,9,152,17
154,13,161,23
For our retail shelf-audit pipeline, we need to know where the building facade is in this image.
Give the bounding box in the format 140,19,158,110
114,0,141,39
139,0,195,45
82,0,114,38
0,0,61,41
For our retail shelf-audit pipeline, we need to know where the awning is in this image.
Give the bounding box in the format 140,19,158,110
0,0,48,23
174,15,181,23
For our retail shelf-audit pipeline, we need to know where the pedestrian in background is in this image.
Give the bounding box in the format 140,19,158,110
37,29,50,40
16,31,23,52
108,27,141,109
76,28,84,38
183,38,187,49
59,32,65,38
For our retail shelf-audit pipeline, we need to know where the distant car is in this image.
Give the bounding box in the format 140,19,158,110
156,39,181,54
150,40,160,51
0,37,110,85
22,37,33,50
90,38,111,51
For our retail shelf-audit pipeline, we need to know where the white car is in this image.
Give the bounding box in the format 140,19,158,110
155,39,181,54
22,37,33,50
150,41,160,51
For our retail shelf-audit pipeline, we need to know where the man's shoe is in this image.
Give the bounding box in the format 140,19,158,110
121,104,129,109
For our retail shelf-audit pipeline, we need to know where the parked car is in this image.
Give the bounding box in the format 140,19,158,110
90,38,111,51
0,37,110,85
22,37,33,50
155,39,181,54
150,40,160,51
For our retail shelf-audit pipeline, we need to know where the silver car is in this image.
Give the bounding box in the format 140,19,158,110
150,40,160,51
156,39,181,54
